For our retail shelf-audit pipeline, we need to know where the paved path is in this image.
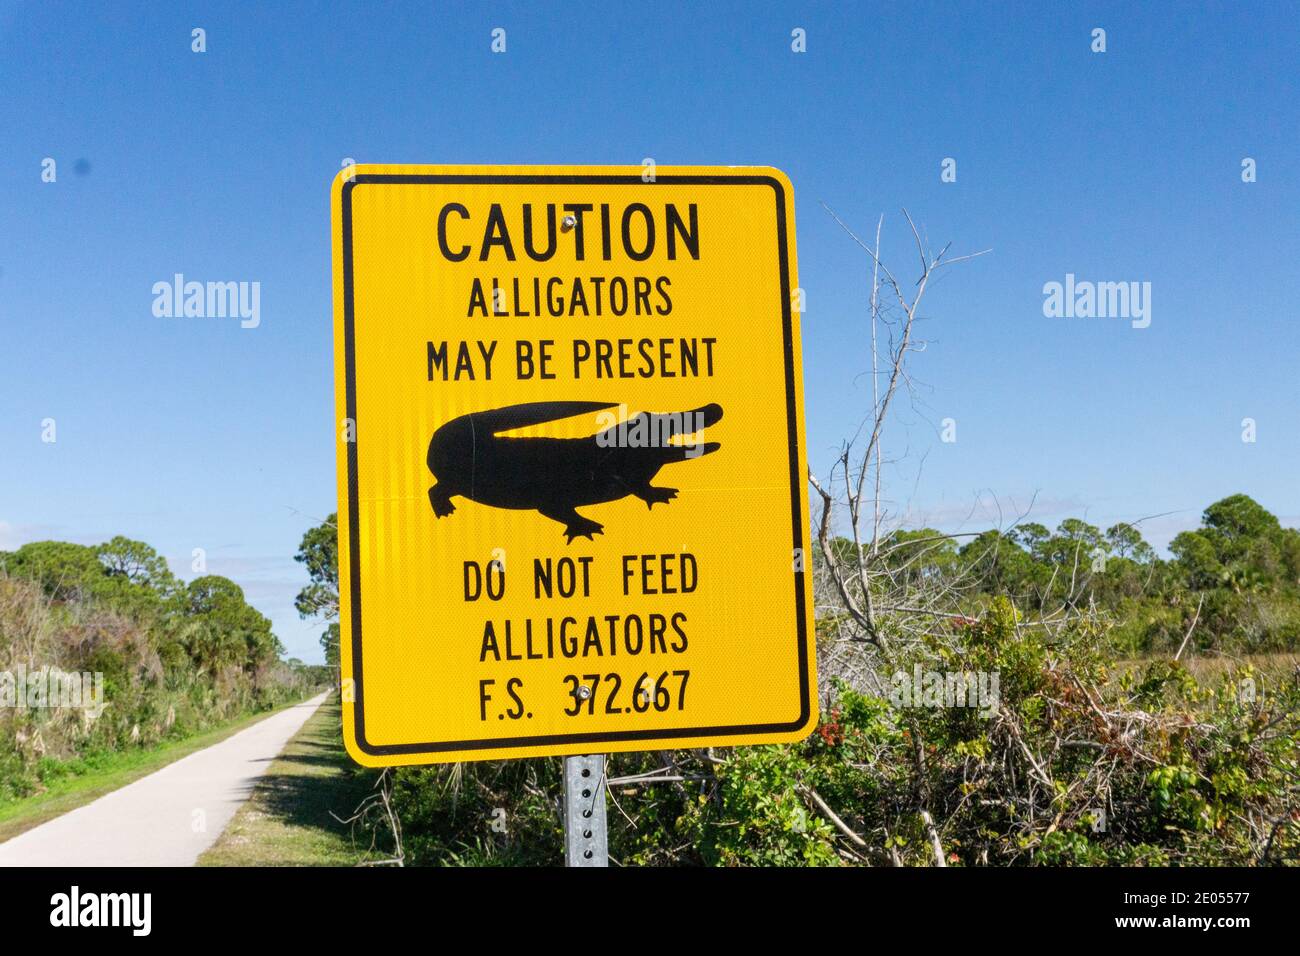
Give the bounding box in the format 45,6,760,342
0,692,330,867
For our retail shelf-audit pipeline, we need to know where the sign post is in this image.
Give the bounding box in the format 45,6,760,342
563,754,608,867
330,164,817,861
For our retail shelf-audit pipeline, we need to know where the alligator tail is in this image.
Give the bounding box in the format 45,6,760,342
430,401,620,466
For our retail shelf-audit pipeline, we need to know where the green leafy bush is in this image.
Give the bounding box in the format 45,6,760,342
0,538,324,804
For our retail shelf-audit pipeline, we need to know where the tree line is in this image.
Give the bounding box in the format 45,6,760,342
873,493,1300,655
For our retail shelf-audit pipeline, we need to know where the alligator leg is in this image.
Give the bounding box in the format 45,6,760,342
635,484,678,509
428,483,457,517
539,506,604,543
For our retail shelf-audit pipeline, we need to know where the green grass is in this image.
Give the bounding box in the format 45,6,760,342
198,698,379,867
0,702,302,844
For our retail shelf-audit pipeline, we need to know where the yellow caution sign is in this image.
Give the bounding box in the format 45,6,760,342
331,165,816,765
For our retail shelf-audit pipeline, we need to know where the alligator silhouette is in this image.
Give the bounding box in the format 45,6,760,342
426,401,722,542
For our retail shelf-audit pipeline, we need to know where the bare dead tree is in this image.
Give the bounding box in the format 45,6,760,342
808,206,989,663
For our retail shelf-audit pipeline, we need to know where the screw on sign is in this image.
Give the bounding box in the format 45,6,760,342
330,165,816,865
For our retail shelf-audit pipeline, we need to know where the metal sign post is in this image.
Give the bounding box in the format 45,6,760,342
563,754,608,866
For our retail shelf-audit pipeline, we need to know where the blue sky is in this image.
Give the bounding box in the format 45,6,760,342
1,1,1296,663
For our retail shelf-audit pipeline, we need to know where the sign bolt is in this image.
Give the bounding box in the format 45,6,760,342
561,214,577,231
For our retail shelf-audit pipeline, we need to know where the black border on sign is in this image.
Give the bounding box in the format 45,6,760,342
341,173,809,756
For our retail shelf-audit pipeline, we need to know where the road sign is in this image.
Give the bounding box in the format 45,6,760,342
331,165,816,765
